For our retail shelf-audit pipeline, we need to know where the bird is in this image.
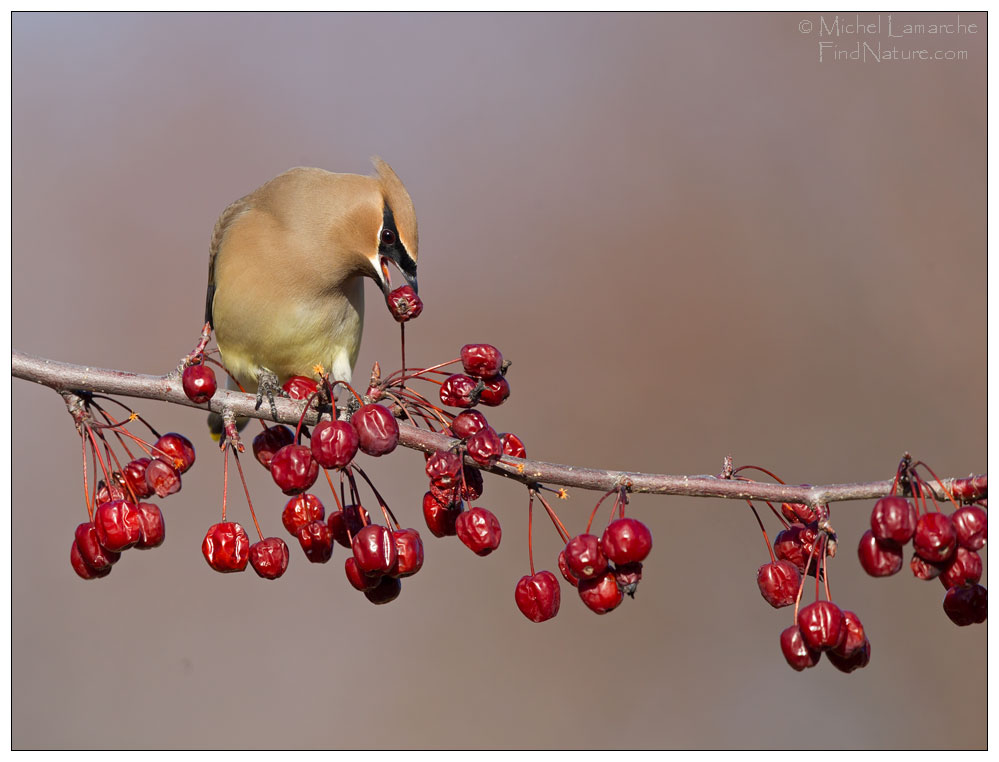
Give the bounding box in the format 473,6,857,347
204,158,419,432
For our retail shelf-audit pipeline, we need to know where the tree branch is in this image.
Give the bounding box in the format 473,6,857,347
12,349,985,507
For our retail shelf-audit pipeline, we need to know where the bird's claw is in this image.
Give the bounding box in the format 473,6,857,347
255,369,284,421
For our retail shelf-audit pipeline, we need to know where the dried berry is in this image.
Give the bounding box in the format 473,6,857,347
249,537,290,579
252,425,295,470
353,404,399,456
455,507,502,556
282,375,317,400
499,432,527,459
913,512,957,564
756,560,801,608
182,363,217,404
144,458,182,498
466,427,503,468
857,529,903,577
387,285,423,322
202,522,250,573
439,374,479,408
600,518,653,565
297,520,334,563
515,571,561,623
134,502,165,549
942,584,987,626
780,625,820,671
870,496,918,545
451,410,488,440
282,493,325,536
952,505,987,550
270,444,319,495
460,343,503,379
310,420,359,469
153,433,196,474
797,601,847,652
391,528,425,578
479,376,510,407
578,570,624,614
94,499,143,552
564,534,608,580
351,524,397,576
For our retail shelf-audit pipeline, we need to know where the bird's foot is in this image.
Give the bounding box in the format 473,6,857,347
255,369,286,421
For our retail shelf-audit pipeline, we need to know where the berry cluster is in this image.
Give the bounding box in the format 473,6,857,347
858,457,987,627
66,394,193,580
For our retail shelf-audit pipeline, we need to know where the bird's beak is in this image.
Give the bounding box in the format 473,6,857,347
374,254,419,301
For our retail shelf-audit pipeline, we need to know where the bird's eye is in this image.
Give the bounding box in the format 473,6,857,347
380,228,397,246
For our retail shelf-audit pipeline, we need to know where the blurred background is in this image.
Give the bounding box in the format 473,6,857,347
12,12,986,749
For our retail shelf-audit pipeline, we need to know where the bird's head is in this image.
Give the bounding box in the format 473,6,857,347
365,157,419,308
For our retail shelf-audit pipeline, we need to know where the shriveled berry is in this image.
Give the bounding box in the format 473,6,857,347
950,475,987,503
913,512,957,564
515,571,561,623
426,449,463,487
182,363,217,404
500,432,526,459
827,638,871,673
329,504,370,547
249,537,290,579
831,610,866,658
282,375,317,400
952,505,987,550
479,376,510,407
252,425,295,470
134,502,165,549
600,518,653,565
558,550,580,588
910,553,944,580
870,496,918,545
345,556,380,591
202,522,249,572
613,562,643,598
353,404,399,456
270,444,319,495
71,540,111,579
391,528,424,578
451,410,488,440
423,492,461,537
857,529,903,577
461,466,484,501
943,584,987,626
387,285,423,322
352,524,397,575
564,534,608,580
780,625,820,671
121,458,155,500
756,560,801,608
938,546,982,589
774,524,821,577
466,426,503,467
461,343,503,378
153,433,196,474
364,575,402,605
297,520,334,563
95,480,127,505
74,522,120,571
797,600,847,651
310,420,359,469
440,374,479,408
282,493,325,536
455,507,502,556
781,501,817,524
144,458,182,498
578,570,624,614
94,499,143,552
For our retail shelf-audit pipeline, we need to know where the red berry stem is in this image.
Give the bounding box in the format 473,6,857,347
911,460,963,510
820,535,832,601
384,357,461,385
352,464,401,530
344,468,367,526
527,492,536,576
221,444,230,522
80,434,94,521
399,323,406,391
585,487,620,533
745,500,777,564
83,424,114,494
322,466,345,513
732,464,788,484
533,489,571,543
231,448,264,541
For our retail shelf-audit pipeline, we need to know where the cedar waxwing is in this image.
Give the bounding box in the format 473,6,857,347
205,158,418,427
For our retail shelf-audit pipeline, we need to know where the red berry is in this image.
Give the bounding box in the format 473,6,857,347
71,540,111,579
134,502,165,549
282,493,325,536
353,404,399,456
270,444,319,495
466,426,503,467
439,374,479,408
479,376,510,407
329,504,370,547
202,522,250,572
296,520,333,563
515,571,561,623
387,285,423,322
391,528,424,578
613,562,643,597
558,550,580,588
578,570,624,614
249,537,290,579
857,529,903,577
913,512,957,564
74,522,120,571
938,546,983,589
756,560,801,608
499,432,526,459
780,625,820,671
426,449,463,487
796,601,847,651
455,507,502,556
774,524,821,577
282,375,317,400
461,343,503,379
351,524,397,576
153,433,196,474
461,466,484,501
94,499,144,552
252,425,295,470
423,492,461,537
827,638,871,673
95,480,127,506
564,534,608,580
121,458,155,500
949,475,987,503
831,610,866,658
310,420,359,469
451,410,488,440
780,502,817,524
942,584,987,626
600,518,653,565
345,556,380,591
144,458,182,498
182,363,217,404
910,553,944,580
952,505,987,550
364,575,402,605
870,496,918,544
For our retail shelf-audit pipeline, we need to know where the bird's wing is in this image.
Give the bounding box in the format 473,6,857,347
205,195,253,328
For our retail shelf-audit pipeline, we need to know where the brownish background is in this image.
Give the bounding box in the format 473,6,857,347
12,12,986,749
